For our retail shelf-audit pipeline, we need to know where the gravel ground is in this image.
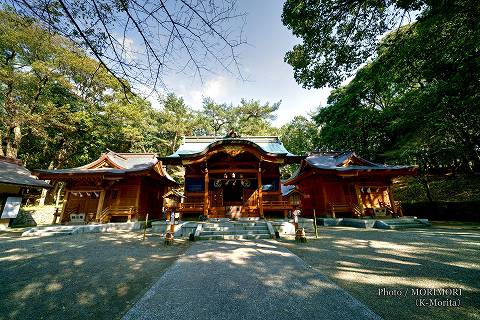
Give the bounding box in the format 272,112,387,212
123,240,381,320
278,224,480,320
0,231,190,320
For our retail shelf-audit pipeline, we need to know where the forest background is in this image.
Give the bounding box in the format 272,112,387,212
1,0,479,205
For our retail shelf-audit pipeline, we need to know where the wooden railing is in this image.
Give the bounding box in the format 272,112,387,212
328,202,353,217
179,203,204,211
98,206,137,223
262,200,292,209
352,204,363,217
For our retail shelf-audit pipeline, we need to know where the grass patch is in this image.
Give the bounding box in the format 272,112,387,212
392,174,480,202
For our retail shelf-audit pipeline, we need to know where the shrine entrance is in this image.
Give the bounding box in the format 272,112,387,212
223,180,243,205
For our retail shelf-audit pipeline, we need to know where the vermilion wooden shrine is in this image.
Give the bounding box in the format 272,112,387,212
161,135,303,219
34,151,177,224
284,151,417,218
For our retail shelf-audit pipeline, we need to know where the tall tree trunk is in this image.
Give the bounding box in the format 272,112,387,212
5,125,22,158
55,182,64,208
418,175,433,202
0,130,4,156
39,160,54,206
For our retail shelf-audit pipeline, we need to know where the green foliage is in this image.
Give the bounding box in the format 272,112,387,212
392,175,480,202
198,98,280,136
282,0,478,89
307,0,480,172
280,116,318,156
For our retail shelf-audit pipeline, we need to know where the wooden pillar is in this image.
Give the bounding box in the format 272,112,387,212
321,184,329,217
258,162,264,218
59,190,70,224
204,165,209,218
95,190,106,221
355,185,364,214
387,186,398,216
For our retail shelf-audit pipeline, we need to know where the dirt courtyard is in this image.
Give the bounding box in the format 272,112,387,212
0,231,189,320
1,222,479,320
279,223,480,320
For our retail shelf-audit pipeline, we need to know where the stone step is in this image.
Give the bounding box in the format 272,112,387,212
201,230,268,236
204,222,266,228
387,222,428,229
375,219,430,229
202,226,268,232
196,233,272,240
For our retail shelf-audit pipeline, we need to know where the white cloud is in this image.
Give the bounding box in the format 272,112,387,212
179,75,231,110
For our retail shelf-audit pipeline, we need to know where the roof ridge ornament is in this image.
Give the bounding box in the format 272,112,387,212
225,129,240,138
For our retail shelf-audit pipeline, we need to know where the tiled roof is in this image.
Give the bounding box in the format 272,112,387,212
0,158,51,188
285,151,417,184
166,136,298,158
34,151,176,183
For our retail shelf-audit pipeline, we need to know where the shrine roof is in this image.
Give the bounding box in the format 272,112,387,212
285,151,417,184
163,136,300,160
0,157,51,188
33,151,176,183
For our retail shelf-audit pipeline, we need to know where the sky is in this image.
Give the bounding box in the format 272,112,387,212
151,0,332,127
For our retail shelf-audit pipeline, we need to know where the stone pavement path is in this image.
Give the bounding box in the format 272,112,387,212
122,240,382,320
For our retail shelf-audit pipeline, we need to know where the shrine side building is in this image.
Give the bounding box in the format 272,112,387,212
34,151,177,224
284,151,417,218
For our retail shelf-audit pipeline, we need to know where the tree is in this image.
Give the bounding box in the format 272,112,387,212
281,0,477,89
0,9,119,161
8,0,246,92
280,115,318,156
311,6,480,171
156,93,201,155
199,98,280,136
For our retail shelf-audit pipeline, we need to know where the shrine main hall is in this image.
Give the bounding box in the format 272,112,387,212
160,135,303,219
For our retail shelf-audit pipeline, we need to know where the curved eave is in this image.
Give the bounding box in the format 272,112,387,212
161,139,303,165
0,180,52,189
285,164,418,185
33,168,152,180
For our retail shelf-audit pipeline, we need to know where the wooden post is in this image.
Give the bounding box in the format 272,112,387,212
387,186,398,216
355,185,364,214
143,213,149,241
204,165,209,218
313,209,318,238
135,178,142,220
95,190,106,221
59,190,70,224
257,162,264,218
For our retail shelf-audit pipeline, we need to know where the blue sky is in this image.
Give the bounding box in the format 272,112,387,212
153,0,332,126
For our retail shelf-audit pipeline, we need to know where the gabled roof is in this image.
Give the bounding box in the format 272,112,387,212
161,136,303,164
163,190,185,199
285,151,417,185
0,157,51,189
34,151,177,184
79,151,158,170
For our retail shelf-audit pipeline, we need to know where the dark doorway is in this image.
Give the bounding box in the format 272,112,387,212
223,181,243,204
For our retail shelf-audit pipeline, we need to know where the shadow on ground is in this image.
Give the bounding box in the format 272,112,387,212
123,240,381,320
0,231,189,320
278,224,480,320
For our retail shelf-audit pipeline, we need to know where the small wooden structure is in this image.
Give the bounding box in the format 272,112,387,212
163,190,184,211
284,151,417,218
0,156,51,228
160,135,303,219
34,151,177,224
281,185,303,209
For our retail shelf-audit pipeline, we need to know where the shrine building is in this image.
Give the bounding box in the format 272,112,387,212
284,151,417,218
34,151,177,224
160,135,304,219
